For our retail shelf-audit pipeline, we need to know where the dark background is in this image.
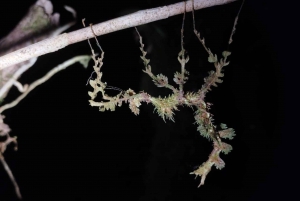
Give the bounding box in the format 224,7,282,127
0,0,292,200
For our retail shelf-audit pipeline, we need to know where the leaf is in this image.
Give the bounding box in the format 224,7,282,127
197,125,210,140
173,72,187,85
213,155,225,170
222,51,231,57
88,91,96,99
220,123,227,129
89,79,97,88
221,142,233,155
154,74,168,87
208,54,218,63
129,99,140,115
219,128,235,140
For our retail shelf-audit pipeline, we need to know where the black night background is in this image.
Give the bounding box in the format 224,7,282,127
0,0,294,200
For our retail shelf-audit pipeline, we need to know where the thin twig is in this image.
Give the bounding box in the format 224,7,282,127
0,153,22,199
0,58,37,100
0,55,91,113
181,1,186,51
191,0,212,56
228,0,245,44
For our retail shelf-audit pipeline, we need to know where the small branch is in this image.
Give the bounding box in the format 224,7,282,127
0,0,237,70
0,0,77,101
0,58,37,100
12,80,27,93
0,154,22,199
0,55,91,113
0,115,21,199
228,0,245,44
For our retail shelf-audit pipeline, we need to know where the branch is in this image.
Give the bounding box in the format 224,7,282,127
0,0,237,70
0,115,21,199
0,0,76,100
0,153,21,199
0,55,91,113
